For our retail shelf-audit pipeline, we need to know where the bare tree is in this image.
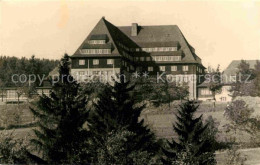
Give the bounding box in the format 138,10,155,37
207,65,222,108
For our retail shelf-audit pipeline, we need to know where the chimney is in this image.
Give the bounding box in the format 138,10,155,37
131,23,138,36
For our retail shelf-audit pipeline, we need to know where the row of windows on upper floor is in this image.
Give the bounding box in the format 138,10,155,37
78,56,181,66
136,47,178,52
87,40,179,52
145,66,189,72
79,59,189,72
80,49,111,54
80,47,179,55
121,51,182,62
79,59,114,65
200,89,212,95
78,59,203,73
117,42,179,52
136,56,181,62
88,40,106,44
122,61,203,73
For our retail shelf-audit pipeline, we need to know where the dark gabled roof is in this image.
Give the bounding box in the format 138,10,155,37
72,17,204,65
82,43,112,49
89,34,107,40
118,25,200,63
72,17,120,57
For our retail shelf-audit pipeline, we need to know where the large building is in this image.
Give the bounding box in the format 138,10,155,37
70,17,205,99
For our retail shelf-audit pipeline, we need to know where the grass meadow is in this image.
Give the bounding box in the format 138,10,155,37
1,100,260,164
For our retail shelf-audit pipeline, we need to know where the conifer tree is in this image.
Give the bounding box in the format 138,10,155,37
28,54,90,164
88,75,158,163
163,101,216,165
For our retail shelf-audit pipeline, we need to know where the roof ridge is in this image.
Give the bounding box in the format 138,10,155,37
174,26,197,62
102,18,122,54
118,25,178,27
72,17,120,56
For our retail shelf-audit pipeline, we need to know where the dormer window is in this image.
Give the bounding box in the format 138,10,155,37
152,56,181,62
80,49,111,54
89,40,106,44
89,34,107,44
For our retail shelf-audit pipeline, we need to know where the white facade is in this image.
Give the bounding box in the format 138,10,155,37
71,68,121,83
198,85,232,102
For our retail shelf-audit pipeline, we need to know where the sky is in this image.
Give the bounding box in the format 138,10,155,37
0,0,260,70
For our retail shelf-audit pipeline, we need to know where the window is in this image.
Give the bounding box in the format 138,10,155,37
148,66,153,71
89,40,106,44
78,71,85,76
183,65,188,71
159,66,165,71
135,57,139,61
171,66,177,71
201,89,212,95
80,49,111,54
93,59,99,65
148,48,153,52
174,56,181,61
133,47,178,52
169,47,178,51
221,97,226,101
103,49,110,54
107,59,113,65
146,57,151,61
79,60,85,65
140,57,145,61
152,56,181,62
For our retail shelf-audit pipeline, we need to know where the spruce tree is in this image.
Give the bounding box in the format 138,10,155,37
88,75,158,163
163,101,216,165
28,54,89,164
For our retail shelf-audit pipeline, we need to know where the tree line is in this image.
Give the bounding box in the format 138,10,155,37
0,55,59,86
0,55,59,100
0,54,222,164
